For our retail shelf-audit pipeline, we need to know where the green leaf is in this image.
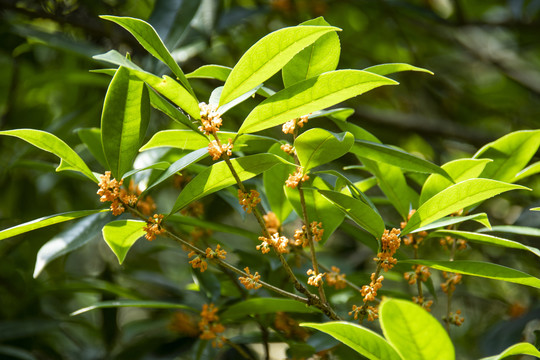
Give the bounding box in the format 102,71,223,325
0,210,109,241
419,159,492,205
145,148,208,192
0,129,96,183
220,24,340,106
238,70,397,134
141,130,277,154
363,63,434,77
401,179,529,235
310,107,355,122
263,143,294,223
429,230,540,258
295,129,354,171
318,190,385,239
352,140,452,181
102,220,146,264
186,65,232,81
121,161,170,179
100,16,195,96
379,298,454,360
473,130,540,182
282,17,340,88
147,86,198,131
71,299,196,316
77,128,107,168
301,321,402,360
478,225,540,237
33,212,112,278
285,177,345,243
221,298,321,321
479,342,540,360
405,260,540,289
170,153,294,214
101,67,150,179
411,213,491,234
513,161,540,182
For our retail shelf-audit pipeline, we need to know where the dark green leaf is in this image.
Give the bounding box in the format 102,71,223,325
77,128,107,168
263,143,294,223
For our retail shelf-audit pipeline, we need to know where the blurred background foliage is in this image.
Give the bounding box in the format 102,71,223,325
0,0,539,359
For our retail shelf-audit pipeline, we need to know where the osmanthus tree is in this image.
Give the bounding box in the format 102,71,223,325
1,16,540,359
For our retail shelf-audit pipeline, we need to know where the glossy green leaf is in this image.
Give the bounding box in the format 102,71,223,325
101,67,150,179
102,220,146,264
220,25,340,106
430,230,540,257
170,153,294,214
352,140,452,181
285,177,345,243
402,179,529,235
71,299,196,316
77,128,107,168
478,225,540,237
218,84,261,115
0,210,109,241
263,143,294,223
186,65,231,81
33,212,112,278
282,17,340,87
0,129,96,183
301,321,402,360
363,63,434,76
145,148,208,192
419,159,492,205
380,298,454,360
309,107,354,122
479,342,540,360
221,298,321,321
121,161,170,179
513,161,540,182
100,16,195,96
318,190,385,239
412,213,491,234
141,130,276,154
405,260,540,289
147,86,198,131
473,130,540,182
238,70,397,134
531,207,540,211
295,129,354,171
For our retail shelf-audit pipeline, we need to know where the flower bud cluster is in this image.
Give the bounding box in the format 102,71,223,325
143,214,165,241
198,303,226,347
238,189,261,213
282,114,309,134
285,167,309,189
404,265,431,285
441,272,462,294
307,269,325,287
198,102,222,135
325,266,347,290
293,221,324,247
188,251,208,272
263,211,280,235
257,233,289,254
238,267,262,290
208,139,233,160
374,228,401,272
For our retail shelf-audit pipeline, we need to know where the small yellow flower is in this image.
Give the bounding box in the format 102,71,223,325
238,267,262,290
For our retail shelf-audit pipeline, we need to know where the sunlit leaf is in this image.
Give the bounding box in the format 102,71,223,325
295,129,354,171
428,230,540,258
100,15,195,96
238,70,397,134
169,153,294,214
301,321,402,360
221,298,321,321
263,143,294,223
77,128,107,168
147,87,198,131
473,130,540,182
405,260,540,289
220,24,340,106
101,66,150,179
102,220,146,264
402,179,529,235
318,190,385,239
513,161,540,182
363,63,433,76
479,342,540,360
380,298,453,360
186,64,231,81
121,161,170,179
478,225,540,237
71,299,196,316
0,210,109,241
0,129,96,183
411,213,491,234
282,17,340,87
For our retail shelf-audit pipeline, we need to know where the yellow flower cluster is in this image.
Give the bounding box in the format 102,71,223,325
440,236,467,251
97,172,156,216
238,267,262,290
307,268,325,287
361,273,384,303
285,167,309,189
293,221,324,247
282,114,309,134
349,304,378,322
143,214,165,241
263,211,280,235
188,251,208,272
445,309,465,326
208,139,233,160
412,296,434,311
274,312,309,341
205,244,227,260
280,143,295,155
374,228,401,272
198,102,222,135
198,303,226,347
325,266,347,290
441,272,462,294
238,189,261,213
257,233,289,254
403,264,431,285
